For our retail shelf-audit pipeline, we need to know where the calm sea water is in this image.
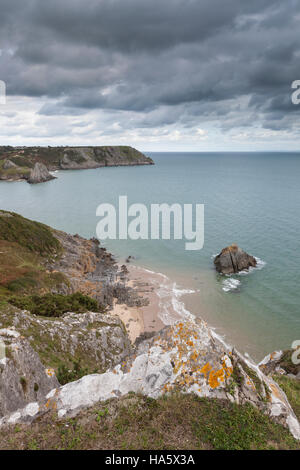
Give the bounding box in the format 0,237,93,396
1,152,299,360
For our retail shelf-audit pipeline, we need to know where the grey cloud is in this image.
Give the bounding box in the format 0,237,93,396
0,0,299,138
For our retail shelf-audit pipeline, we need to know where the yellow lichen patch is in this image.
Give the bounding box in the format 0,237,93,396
45,399,50,409
222,360,233,379
269,383,285,401
208,368,225,389
190,351,199,362
45,368,55,377
200,363,212,378
246,377,256,391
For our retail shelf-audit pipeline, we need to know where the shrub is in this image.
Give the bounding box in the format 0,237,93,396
57,359,95,385
8,292,103,317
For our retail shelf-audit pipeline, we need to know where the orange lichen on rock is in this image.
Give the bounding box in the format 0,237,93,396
200,363,212,378
208,368,225,389
222,359,233,379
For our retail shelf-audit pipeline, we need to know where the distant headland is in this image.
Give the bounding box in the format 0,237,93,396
0,146,154,184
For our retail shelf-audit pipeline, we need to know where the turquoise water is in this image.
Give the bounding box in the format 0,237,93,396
0,152,300,359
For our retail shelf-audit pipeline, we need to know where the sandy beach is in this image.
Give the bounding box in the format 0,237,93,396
110,263,184,343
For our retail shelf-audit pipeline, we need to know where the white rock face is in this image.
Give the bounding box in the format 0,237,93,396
28,162,56,184
1,319,300,440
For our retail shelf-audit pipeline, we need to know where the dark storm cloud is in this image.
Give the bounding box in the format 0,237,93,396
0,0,299,132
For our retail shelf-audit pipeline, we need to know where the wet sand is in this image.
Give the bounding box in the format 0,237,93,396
110,264,182,342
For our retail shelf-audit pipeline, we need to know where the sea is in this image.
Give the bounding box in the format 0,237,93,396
1,151,299,361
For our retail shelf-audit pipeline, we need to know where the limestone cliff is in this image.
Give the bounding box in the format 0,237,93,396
0,146,154,183
28,162,56,184
1,318,299,441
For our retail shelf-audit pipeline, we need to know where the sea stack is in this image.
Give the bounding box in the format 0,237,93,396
28,162,56,184
214,244,257,274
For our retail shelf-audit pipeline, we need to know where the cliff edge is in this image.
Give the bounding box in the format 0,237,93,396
0,146,154,183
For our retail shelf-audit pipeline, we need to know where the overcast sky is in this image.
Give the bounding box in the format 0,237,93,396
0,0,299,151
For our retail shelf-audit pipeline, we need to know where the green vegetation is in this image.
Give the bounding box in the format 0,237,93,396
0,393,298,450
57,359,97,385
8,292,102,317
0,211,67,300
274,375,300,421
278,350,300,375
0,211,61,256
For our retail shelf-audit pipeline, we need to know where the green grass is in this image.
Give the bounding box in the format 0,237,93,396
274,375,300,421
0,211,61,256
8,292,102,317
57,359,98,385
0,394,298,450
0,211,65,299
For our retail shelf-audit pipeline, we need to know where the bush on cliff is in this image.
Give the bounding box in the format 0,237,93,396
9,292,103,317
57,359,97,385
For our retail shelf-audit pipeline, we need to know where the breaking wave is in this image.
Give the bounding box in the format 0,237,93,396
220,255,266,292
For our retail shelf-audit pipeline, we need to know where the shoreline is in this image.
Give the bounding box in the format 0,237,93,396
110,262,198,344
109,260,262,362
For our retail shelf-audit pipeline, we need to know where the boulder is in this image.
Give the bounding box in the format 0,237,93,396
28,162,55,184
214,244,257,274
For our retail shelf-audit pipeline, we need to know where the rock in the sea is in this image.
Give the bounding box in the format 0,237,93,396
214,244,257,274
28,162,56,184
0,328,59,418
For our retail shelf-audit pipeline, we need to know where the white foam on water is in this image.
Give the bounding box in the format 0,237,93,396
133,265,234,355
156,274,197,325
214,253,266,292
222,278,241,292
237,257,266,276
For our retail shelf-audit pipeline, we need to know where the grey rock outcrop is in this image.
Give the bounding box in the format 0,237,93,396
214,244,257,274
2,160,17,170
59,147,154,170
0,328,59,418
0,308,132,378
1,319,299,440
28,162,56,184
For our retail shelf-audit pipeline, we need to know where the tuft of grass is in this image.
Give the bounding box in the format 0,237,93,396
57,359,97,385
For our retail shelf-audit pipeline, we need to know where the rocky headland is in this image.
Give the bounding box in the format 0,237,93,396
0,146,154,184
0,212,300,449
